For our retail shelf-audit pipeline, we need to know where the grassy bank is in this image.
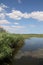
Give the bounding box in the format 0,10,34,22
21,34,43,39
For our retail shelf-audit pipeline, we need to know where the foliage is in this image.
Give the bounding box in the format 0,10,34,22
0,33,24,61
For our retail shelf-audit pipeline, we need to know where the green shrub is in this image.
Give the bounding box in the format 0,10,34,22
0,33,24,61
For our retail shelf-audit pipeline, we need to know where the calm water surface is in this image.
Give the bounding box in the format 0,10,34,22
13,37,43,65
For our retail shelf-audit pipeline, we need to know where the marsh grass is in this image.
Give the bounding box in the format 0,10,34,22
22,34,43,39
0,32,24,65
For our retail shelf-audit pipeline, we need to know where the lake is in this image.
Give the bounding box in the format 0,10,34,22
13,37,43,65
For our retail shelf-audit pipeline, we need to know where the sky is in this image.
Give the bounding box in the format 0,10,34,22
0,0,43,34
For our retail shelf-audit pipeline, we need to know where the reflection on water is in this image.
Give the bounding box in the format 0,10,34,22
21,37,43,51
13,37,43,65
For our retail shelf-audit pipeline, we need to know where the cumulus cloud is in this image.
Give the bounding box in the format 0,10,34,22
0,20,10,24
6,10,43,21
6,10,23,20
0,3,8,8
0,3,8,19
6,10,22,20
6,10,30,20
0,7,3,12
0,3,8,12
0,3,43,21
30,11,43,21
0,13,5,19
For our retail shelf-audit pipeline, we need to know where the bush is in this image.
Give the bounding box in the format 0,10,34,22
0,33,24,61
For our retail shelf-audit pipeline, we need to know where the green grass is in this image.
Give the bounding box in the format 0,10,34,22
0,32,24,62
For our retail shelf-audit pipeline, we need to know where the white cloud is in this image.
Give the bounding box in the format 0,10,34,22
0,20,10,24
2,26,11,29
0,7,4,12
0,3,43,22
30,11,43,21
0,13,5,19
6,10,23,20
0,3,8,12
1,3,8,8
1,25,25,33
1,25,25,30
6,10,43,21
14,22,19,25
6,10,30,20
0,3,8,19
2,25,25,29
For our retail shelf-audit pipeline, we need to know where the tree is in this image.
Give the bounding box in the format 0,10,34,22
0,27,6,32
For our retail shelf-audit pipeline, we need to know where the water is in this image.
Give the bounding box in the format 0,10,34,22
13,37,43,65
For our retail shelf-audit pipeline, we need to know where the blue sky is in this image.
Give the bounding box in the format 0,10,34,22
0,0,43,34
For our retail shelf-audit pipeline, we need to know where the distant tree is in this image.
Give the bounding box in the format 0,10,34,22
0,27,6,32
